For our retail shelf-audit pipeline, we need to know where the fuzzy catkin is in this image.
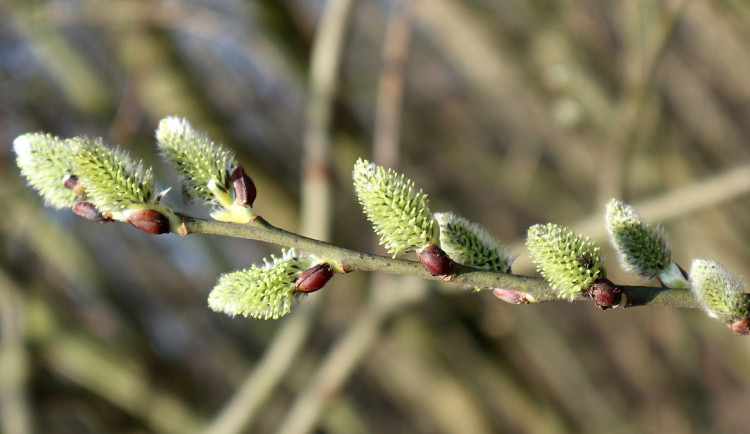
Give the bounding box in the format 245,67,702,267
526,223,605,298
353,159,438,257
208,250,307,320
72,137,154,214
14,133,81,209
156,116,236,203
690,259,750,323
605,199,670,278
435,212,512,273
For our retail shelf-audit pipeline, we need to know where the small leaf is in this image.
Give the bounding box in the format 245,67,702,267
526,223,606,299
690,259,750,325
208,250,308,320
353,159,438,257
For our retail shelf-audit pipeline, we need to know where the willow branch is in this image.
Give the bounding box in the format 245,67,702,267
179,215,699,309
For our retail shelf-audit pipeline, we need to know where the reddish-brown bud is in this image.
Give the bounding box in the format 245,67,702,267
72,202,111,222
126,209,171,234
231,166,256,207
63,174,85,195
295,263,334,293
588,278,622,310
730,318,750,335
492,288,530,304
417,244,454,276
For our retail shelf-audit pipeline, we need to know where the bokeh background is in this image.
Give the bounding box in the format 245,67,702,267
3,0,750,433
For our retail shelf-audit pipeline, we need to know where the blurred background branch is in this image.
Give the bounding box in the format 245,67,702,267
3,0,750,433
207,1,352,432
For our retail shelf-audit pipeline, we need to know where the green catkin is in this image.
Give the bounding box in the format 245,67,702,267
208,250,309,320
606,199,670,277
526,223,605,299
353,159,438,257
690,259,750,324
435,212,513,273
605,199,688,288
155,116,236,204
14,133,81,209
72,137,154,215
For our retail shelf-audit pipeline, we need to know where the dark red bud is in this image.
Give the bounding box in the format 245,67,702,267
72,202,112,222
417,244,454,276
63,175,85,195
295,263,334,293
231,166,256,207
730,318,750,335
588,278,622,310
492,288,529,304
126,209,171,234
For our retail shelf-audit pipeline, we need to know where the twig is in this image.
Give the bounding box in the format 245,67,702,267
180,216,700,309
28,294,205,434
373,0,413,168
274,275,427,434
0,273,33,434
203,301,320,434
301,0,355,239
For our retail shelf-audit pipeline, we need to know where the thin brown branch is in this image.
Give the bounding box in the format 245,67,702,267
373,0,413,168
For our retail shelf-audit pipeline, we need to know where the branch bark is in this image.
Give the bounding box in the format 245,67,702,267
179,216,700,309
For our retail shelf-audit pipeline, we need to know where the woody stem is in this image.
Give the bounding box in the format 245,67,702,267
179,215,700,309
